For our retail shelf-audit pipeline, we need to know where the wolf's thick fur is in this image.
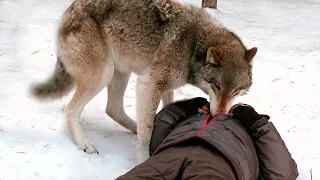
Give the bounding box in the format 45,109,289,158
31,0,257,163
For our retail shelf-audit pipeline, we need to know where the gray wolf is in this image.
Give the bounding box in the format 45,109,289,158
116,98,299,179
30,0,258,163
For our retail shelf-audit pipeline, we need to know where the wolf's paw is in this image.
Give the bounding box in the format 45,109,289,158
78,139,99,154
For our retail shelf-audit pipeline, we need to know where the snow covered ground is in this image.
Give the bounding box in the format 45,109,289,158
0,0,319,179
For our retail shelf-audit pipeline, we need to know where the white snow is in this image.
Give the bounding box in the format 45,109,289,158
0,0,319,179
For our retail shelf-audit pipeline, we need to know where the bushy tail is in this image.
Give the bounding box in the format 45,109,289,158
31,57,75,100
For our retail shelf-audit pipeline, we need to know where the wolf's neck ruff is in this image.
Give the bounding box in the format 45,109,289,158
188,36,204,84
190,38,203,69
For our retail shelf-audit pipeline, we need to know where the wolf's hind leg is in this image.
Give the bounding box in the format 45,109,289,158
66,62,114,153
106,70,137,134
61,17,114,153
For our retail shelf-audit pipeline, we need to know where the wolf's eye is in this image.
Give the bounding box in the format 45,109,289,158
212,63,219,68
212,83,220,91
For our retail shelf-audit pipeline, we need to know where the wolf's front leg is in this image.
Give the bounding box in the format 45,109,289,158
162,90,174,106
135,77,162,164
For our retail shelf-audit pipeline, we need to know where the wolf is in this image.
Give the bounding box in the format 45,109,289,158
31,0,257,163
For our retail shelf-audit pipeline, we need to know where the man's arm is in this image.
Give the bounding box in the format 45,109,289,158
250,117,299,180
149,104,185,155
149,97,209,155
232,105,299,180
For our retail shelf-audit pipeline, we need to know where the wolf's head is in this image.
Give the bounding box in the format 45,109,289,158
190,42,257,115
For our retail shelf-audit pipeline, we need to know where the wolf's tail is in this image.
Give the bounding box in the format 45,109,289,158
31,57,75,100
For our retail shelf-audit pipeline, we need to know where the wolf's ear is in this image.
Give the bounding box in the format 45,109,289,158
245,47,258,65
206,47,223,65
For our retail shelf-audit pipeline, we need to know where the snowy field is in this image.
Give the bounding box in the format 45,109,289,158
0,0,319,179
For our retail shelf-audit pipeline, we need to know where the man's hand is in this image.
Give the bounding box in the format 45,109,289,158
198,101,210,114
229,103,261,128
173,97,209,117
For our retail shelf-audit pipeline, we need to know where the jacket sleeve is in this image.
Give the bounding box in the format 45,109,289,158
250,116,299,180
149,104,185,155
116,163,165,180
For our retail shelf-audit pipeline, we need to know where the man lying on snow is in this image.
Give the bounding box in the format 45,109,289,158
117,97,299,180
